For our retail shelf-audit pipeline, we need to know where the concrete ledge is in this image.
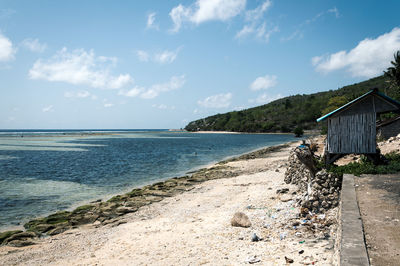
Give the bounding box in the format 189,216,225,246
340,174,370,266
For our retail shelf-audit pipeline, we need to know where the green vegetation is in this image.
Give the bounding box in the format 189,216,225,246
384,50,400,91
185,75,398,133
327,153,400,176
293,127,304,137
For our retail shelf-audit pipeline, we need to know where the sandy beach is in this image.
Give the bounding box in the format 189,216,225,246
0,140,338,265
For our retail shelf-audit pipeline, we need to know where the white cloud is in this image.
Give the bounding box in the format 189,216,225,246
29,47,133,89
282,7,339,43
64,90,91,98
236,23,278,42
249,93,282,104
327,7,339,18
250,75,277,91
119,75,185,99
198,92,232,108
169,0,246,33
42,105,54,112
154,49,179,64
0,32,15,61
118,86,143,97
21,38,47,53
104,103,114,108
245,0,271,21
137,48,181,64
312,27,400,78
235,1,277,43
137,50,149,62
152,104,175,110
146,12,159,30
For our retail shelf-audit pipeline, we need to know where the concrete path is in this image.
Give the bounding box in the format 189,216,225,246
340,174,369,266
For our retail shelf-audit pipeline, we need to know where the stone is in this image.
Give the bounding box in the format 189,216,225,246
280,194,293,202
7,239,36,247
251,233,261,242
231,212,251,228
0,230,23,245
276,188,289,194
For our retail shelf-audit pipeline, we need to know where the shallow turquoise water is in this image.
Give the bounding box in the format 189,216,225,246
0,130,295,230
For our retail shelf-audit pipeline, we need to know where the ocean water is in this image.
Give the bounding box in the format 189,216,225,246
0,130,295,230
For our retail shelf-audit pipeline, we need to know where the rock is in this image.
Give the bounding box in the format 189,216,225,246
285,256,294,263
231,212,251,228
276,188,289,194
0,230,23,245
47,225,70,236
4,231,36,242
280,194,293,202
7,239,36,247
251,233,261,242
245,256,261,264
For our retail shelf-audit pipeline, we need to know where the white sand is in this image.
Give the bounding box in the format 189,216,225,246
0,141,337,265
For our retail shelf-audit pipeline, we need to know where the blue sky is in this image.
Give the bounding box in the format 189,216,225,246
0,0,399,129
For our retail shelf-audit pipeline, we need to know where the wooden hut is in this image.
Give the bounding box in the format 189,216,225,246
317,89,400,164
376,115,400,140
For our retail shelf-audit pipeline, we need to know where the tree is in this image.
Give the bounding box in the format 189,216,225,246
322,96,348,115
293,127,304,137
384,50,400,90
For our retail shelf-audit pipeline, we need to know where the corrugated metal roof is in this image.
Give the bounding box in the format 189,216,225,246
316,89,400,122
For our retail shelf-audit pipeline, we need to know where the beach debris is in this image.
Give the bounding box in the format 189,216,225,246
251,233,261,242
280,232,287,240
245,255,261,264
231,212,251,228
285,256,294,263
299,250,304,254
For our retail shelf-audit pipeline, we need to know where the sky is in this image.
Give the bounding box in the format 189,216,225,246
0,0,399,129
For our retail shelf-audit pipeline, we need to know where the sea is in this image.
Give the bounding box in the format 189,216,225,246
0,129,296,231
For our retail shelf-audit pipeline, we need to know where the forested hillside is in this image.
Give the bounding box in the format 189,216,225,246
185,75,398,133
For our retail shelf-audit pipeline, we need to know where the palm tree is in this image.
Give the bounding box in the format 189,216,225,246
384,50,400,89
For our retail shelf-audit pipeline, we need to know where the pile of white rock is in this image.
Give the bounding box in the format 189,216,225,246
284,146,342,214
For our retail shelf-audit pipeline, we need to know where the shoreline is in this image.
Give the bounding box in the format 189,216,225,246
0,137,339,265
0,141,295,236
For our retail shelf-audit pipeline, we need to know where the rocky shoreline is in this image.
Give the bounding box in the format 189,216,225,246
0,143,291,248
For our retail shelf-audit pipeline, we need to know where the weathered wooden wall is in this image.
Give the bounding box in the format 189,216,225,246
378,119,400,139
327,113,376,154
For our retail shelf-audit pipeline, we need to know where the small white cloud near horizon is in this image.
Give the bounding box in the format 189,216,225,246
169,0,246,33
152,104,176,110
119,75,185,99
146,12,159,30
104,103,114,108
42,105,54,112
198,92,232,108
312,27,400,78
29,47,133,89
0,32,15,61
250,75,277,91
249,93,282,104
21,38,47,53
